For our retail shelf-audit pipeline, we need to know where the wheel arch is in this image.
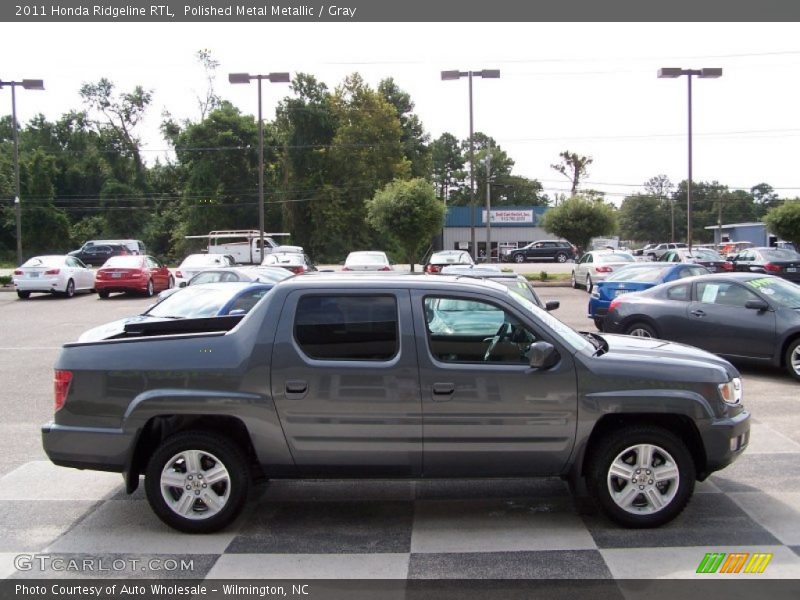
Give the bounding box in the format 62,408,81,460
577,413,708,481
125,414,263,494
619,315,662,337
779,331,800,368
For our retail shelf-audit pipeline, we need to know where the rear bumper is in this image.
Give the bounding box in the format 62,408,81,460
41,422,134,472
14,278,65,292
699,409,751,477
95,280,147,293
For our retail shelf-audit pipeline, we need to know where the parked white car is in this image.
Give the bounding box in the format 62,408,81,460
13,255,95,300
342,251,393,271
571,251,636,293
174,254,235,287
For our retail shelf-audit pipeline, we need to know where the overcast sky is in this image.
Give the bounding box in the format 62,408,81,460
3,22,799,203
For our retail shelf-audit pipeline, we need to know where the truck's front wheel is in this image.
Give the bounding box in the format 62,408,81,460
587,426,695,528
144,431,250,533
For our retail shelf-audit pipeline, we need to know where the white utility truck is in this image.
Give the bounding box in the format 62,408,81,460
185,230,289,264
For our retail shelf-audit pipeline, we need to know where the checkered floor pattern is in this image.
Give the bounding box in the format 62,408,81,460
2,420,800,580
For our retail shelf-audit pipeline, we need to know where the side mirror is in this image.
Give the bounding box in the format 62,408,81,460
545,301,560,312
529,341,560,370
745,300,769,312
179,282,187,288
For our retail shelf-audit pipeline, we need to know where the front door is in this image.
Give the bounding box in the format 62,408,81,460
685,280,776,359
412,291,578,477
271,290,422,477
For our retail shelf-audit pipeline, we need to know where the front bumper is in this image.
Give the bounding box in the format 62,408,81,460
41,422,134,472
699,409,750,477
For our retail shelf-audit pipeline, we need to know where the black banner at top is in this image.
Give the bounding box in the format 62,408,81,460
3,0,800,22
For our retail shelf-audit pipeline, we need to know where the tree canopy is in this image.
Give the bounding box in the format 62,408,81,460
540,195,617,252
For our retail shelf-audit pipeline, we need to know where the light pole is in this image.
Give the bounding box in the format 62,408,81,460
657,67,722,251
441,69,500,261
229,72,290,259
0,78,44,265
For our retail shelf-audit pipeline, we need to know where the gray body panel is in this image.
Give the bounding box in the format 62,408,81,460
43,274,749,487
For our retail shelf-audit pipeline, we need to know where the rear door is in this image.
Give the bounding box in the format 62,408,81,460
271,289,422,477
412,290,578,477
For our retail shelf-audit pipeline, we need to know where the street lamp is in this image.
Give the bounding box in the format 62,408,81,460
229,72,291,258
441,69,500,261
657,67,722,251
0,78,44,265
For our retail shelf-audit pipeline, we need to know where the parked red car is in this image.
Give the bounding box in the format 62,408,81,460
95,255,174,298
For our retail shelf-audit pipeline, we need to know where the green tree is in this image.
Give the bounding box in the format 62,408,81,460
751,183,780,218
378,78,430,178
366,178,445,271
550,151,593,196
618,194,674,243
539,195,617,253
430,132,464,203
492,174,549,207
764,200,800,249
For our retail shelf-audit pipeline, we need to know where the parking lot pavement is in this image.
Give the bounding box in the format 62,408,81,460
1,287,799,580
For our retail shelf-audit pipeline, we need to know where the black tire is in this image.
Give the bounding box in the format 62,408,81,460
571,272,578,289
98,290,110,299
144,431,250,533
555,252,568,263
585,275,593,294
593,317,605,331
624,321,657,338
785,338,800,382
587,425,695,528
16,291,30,300
514,253,525,264
145,279,154,297
64,279,75,298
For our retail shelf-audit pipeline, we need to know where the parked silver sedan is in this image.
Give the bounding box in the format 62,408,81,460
571,251,636,293
13,255,95,300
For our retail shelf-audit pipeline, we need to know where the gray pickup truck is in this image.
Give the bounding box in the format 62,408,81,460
42,274,750,533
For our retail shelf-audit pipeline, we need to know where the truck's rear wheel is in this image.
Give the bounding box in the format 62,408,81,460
144,431,250,533
587,425,695,528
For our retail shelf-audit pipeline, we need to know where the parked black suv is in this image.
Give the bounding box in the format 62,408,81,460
68,243,130,266
501,240,576,263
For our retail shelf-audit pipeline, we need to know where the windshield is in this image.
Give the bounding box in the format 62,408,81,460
147,286,257,318
606,265,668,283
243,267,294,282
488,277,540,306
691,248,723,260
745,277,800,308
104,256,144,268
508,293,594,353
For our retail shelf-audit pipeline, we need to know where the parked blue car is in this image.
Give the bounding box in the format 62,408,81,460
588,263,709,330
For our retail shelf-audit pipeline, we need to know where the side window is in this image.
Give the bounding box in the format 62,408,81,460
666,284,690,301
294,295,398,361
228,289,269,314
424,296,537,364
696,282,759,307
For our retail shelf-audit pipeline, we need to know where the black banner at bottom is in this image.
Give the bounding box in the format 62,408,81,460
2,580,800,600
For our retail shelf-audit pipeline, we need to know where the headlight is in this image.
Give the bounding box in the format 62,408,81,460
718,377,742,405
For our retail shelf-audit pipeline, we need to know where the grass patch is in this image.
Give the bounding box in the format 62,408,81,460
523,272,571,282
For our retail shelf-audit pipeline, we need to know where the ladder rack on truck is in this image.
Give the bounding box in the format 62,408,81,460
185,230,290,264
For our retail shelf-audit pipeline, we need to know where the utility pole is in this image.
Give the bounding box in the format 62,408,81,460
485,146,492,263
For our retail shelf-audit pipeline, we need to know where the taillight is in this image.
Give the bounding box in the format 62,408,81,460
608,297,624,313
595,266,613,273
426,264,441,273
764,262,781,273
13,270,22,275
290,266,306,274
44,269,60,275
54,370,73,412
379,266,392,271
722,261,734,271
120,249,128,255
342,266,352,271
176,270,183,278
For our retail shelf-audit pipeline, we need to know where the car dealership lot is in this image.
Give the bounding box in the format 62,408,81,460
0,285,799,580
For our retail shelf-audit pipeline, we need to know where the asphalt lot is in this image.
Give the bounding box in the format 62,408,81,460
0,279,799,580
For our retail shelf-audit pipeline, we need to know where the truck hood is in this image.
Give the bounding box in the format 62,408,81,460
596,333,738,380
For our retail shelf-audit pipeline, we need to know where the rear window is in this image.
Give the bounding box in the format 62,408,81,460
606,265,668,283
104,256,144,268
346,252,388,265
596,253,635,263
181,254,228,268
761,248,800,261
294,295,398,361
